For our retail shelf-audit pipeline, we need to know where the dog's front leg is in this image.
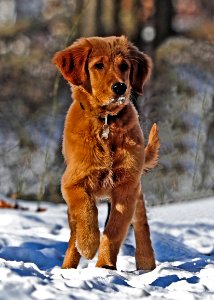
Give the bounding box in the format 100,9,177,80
96,184,137,270
62,209,81,269
62,185,100,267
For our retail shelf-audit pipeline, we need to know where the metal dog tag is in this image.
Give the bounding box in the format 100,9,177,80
101,124,109,139
101,116,109,139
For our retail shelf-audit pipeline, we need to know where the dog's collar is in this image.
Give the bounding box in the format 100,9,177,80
99,105,127,122
79,101,127,140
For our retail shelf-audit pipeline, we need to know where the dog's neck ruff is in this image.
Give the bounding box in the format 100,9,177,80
79,101,109,139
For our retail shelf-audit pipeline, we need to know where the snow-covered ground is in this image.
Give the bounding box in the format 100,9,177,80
0,196,214,300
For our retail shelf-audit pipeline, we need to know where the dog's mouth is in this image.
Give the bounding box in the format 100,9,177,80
101,96,126,109
99,96,127,116
109,96,126,105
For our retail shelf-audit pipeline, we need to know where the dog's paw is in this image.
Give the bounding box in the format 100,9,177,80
136,256,156,271
76,223,100,259
95,263,116,270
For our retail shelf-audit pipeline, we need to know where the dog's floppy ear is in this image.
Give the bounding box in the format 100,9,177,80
128,43,152,94
52,40,91,86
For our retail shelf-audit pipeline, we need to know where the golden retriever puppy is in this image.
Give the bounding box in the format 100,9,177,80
53,36,160,271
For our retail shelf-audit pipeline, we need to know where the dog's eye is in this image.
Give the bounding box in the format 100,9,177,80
120,62,129,72
94,62,104,70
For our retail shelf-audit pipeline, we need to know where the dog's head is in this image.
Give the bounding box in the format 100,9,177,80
53,36,152,116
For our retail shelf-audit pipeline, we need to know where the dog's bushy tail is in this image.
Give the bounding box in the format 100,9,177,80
143,123,160,174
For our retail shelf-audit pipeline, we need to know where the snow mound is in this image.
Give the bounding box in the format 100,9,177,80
0,197,213,299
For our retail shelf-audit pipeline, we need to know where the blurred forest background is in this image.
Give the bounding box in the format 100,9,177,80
0,0,213,205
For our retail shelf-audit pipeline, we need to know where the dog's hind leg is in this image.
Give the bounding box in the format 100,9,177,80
62,185,100,266
132,191,156,271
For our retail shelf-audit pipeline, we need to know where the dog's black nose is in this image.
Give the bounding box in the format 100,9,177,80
112,82,127,96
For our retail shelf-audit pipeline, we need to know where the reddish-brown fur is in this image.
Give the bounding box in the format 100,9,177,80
53,36,160,271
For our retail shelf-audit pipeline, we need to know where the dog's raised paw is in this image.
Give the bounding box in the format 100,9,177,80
76,225,100,259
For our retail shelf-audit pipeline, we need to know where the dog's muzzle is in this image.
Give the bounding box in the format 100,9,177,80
101,82,127,108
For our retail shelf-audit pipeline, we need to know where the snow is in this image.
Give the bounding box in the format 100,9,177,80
0,196,214,300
